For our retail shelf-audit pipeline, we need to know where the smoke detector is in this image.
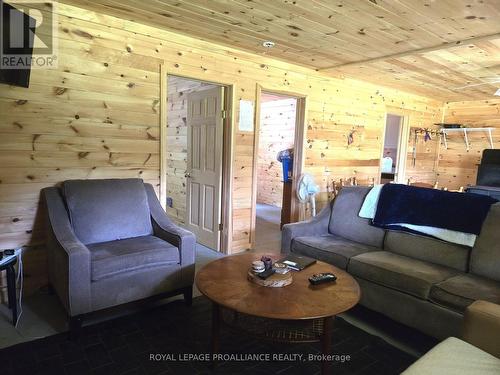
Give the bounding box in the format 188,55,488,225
262,41,275,48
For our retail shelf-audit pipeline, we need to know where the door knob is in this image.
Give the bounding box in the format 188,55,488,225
185,173,191,178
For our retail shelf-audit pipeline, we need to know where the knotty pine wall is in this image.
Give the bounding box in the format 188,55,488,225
166,76,215,224
0,3,444,293
257,98,296,207
437,99,500,189
405,126,441,185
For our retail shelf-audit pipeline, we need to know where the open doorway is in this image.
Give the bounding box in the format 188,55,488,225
381,114,404,183
254,91,303,252
165,75,230,252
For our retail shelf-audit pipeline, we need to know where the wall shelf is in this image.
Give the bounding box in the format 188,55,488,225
440,127,494,151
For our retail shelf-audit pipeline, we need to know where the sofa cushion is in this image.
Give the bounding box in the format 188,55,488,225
292,235,378,269
63,178,153,244
88,235,179,281
329,186,386,248
471,203,500,282
429,274,500,313
348,251,457,300
384,230,470,272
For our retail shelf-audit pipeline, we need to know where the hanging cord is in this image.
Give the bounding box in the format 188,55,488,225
14,249,23,329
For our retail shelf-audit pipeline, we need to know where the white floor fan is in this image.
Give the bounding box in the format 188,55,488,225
296,174,320,218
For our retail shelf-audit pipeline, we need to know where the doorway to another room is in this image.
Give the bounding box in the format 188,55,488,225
254,91,303,252
381,114,405,184
165,75,230,252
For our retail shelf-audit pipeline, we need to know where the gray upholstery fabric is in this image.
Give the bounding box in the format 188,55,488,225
357,277,462,340
470,203,500,282
91,264,182,311
63,179,153,244
291,234,378,269
144,184,196,285
43,179,196,317
384,230,471,272
281,202,331,253
329,186,385,248
348,251,458,300
43,187,91,316
88,236,179,281
429,274,500,313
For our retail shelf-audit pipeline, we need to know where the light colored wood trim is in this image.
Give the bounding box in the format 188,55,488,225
395,115,409,184
377,112,389,184
164,72,234,253
221,84,235,254
249,84,263,247
320,32,500,72
383,107,411,184
291,96,307,222
251,85,307,247
159,63,168,210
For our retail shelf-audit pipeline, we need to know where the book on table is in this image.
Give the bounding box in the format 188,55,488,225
278,254,317,271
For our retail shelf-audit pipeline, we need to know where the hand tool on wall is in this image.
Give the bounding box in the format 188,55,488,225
412,129,418,167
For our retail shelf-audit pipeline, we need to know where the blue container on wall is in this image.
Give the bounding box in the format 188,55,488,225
277,148,294,182
281,157,293,182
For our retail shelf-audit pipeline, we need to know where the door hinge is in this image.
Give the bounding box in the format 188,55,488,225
221,110,227,119
219,223,223,231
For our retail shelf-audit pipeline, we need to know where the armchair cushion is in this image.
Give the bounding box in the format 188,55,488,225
88,235,179,281
63,179,153,244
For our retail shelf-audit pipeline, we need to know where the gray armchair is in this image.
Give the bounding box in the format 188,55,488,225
42,178,196,333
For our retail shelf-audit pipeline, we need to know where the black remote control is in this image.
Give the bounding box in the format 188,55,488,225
257,268,275,280
309,273,337,285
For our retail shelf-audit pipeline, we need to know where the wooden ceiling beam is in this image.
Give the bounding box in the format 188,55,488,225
319,32,500,72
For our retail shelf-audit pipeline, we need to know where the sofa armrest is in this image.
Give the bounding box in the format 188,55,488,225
281,202,332,253
463,300,500,358
43,187,91,316
144,184,195,268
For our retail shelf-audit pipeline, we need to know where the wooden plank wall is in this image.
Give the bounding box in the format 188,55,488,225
0,3,444,293
311,105,443,205
257,98,296,207
437,99,500,189
404,117,442,186
165,76,215,224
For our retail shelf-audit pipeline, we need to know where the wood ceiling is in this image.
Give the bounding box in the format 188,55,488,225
64,0,500,101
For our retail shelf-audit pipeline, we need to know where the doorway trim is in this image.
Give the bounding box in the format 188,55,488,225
160,66,235,254
250,84,307,247
380,107,410,184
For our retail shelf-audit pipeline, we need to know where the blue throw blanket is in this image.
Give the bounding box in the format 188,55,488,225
372,184,497,235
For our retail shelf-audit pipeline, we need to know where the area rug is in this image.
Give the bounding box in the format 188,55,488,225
0,296,416,375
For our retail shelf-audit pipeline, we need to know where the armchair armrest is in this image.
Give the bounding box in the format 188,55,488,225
463,300,500,358
144,184,195,268
43,187,91,316
281,202,332,253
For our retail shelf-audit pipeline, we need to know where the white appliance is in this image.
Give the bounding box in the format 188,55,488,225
296,174,320,216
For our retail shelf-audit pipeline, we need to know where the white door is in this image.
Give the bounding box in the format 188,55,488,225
186,87,224,250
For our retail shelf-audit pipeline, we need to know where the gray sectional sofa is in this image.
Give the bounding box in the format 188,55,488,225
282,186,500,339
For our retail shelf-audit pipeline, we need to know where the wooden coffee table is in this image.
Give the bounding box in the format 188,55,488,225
195,252,361,374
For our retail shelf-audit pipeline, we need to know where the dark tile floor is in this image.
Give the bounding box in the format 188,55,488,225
0,296,417,375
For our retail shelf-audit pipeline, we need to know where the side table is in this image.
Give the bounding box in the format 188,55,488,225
0,256,18,325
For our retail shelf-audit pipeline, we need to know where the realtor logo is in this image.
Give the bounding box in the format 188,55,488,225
1,0,58,69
